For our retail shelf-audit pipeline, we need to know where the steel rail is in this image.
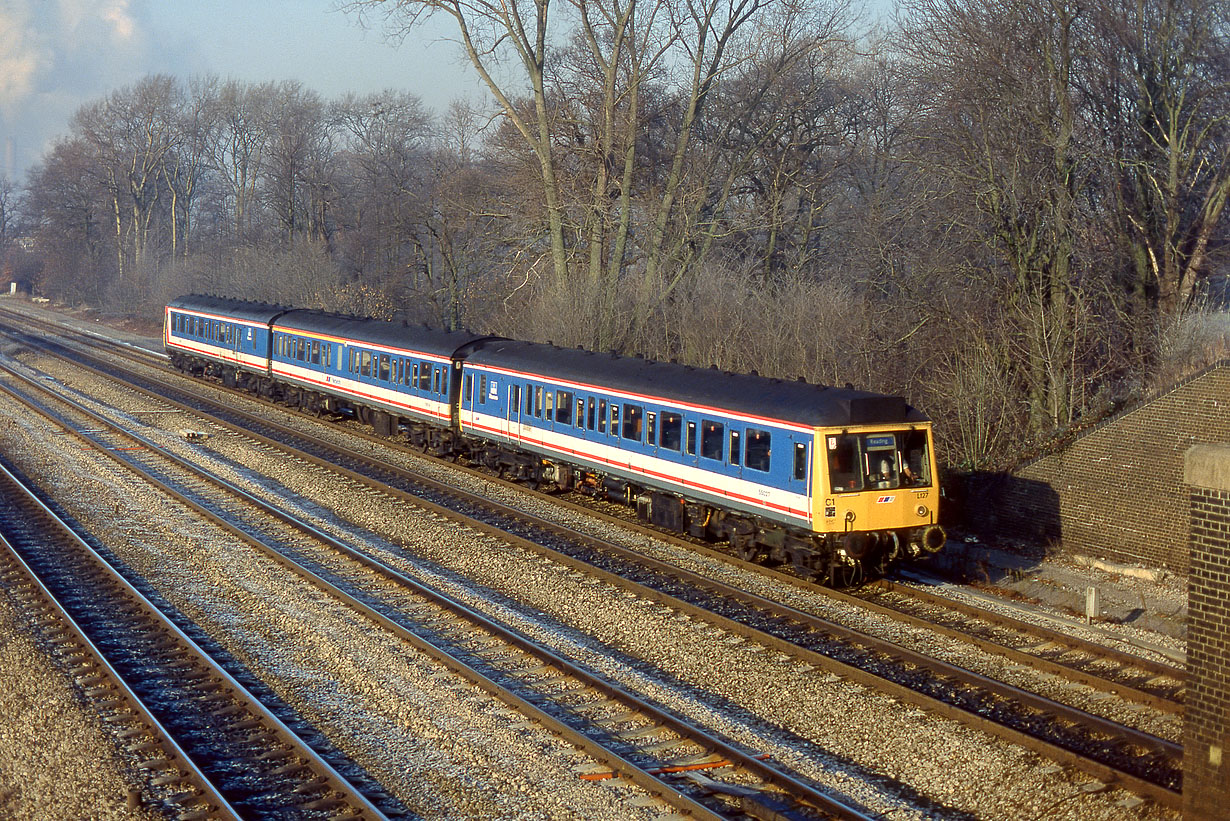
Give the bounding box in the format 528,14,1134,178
0,372,396,819
0,305,1188,705
0,439,389,819
1,311,1185,809
0,510,240,820
0,358,871,821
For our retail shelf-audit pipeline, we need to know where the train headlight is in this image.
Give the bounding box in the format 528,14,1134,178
916,505,929,518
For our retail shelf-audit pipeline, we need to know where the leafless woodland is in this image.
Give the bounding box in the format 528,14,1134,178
3,0,1228,470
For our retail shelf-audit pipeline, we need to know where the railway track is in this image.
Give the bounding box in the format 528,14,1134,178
0,449,387,819
0,349,872,820
546,491,1186,715
0,307,1186,809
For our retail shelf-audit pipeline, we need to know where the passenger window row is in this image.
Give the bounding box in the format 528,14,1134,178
460,372,795,476
276,333,332,368
341,346,448,394
174,313,236,345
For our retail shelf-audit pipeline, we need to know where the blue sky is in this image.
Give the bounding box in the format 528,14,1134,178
0,0,478,180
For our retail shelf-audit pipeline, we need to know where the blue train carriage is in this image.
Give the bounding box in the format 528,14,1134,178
458,341,945,582
165,295,286,386
270,310,493,449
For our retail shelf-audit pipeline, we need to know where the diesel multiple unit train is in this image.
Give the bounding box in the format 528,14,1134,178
165,295,945,583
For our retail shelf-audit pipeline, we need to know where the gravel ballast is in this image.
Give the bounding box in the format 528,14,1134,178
0,302,1183,819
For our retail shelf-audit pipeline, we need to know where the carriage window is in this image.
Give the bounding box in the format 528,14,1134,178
434,367,442,393
587,398,596,430
902,430,933,487
511,384,521,412
479,374,487,404
312,341,321,365
419,363,431,390
379,355,390,380
361,351,372,377
622,404,643,441
685,421,697,455
609,404,619,435
701,420,724,460
325,345,332,369
795,442,809,482
729,430,740,465
525,384,534,415
646,412,657,445
542,388,552,418
660,413,682,451
575,397,584,427
598,400,607,433
556,391,573,424
745,428,772,472
464,373,473,402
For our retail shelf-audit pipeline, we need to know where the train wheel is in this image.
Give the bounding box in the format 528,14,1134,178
728,524,760,562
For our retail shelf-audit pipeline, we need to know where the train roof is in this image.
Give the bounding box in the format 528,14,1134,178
168,294,290,325
275,310,494,358
466,340,929,427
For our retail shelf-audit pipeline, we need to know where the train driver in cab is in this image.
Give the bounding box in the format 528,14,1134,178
869,458,895,488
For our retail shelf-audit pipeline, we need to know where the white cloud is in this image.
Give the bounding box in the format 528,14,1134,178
0,0,154,178
0,2,45,118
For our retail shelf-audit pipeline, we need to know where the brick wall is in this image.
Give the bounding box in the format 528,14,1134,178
1183,445,1230,820
964,363,1230,572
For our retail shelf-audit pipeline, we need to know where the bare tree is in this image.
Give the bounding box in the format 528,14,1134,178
344,0,851,347
204,80,274,240
162,76,221,258
1085,0,1230,323
262,81,331,241
23,138,114,304
0,174,13,252
72,75,182,280
898,0,1093,432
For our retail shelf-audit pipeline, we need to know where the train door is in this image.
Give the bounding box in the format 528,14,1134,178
728,427,743,483
645,410,659,460
789,433,813,518
683,417,700,473
505,382,523,445
448,362,464,431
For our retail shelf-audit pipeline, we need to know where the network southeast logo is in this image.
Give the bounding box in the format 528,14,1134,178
876,496,895,504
